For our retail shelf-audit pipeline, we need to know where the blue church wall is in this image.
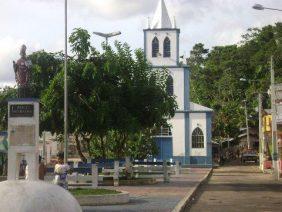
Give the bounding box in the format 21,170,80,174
206,112,213,165
155,137,173,161
190,156,212,167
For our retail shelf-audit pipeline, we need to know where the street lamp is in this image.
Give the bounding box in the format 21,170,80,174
252,5,281,179
64,0,68,164
253,3,282,12
93,31,121,46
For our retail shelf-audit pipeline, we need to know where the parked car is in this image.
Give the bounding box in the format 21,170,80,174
241,150,259,164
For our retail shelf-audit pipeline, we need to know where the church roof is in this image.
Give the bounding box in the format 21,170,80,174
190,102,213,112
151,0,174,29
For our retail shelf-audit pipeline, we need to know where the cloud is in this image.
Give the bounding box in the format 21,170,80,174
72,0,157,19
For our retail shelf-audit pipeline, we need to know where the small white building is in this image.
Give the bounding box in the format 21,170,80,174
145,0,213,167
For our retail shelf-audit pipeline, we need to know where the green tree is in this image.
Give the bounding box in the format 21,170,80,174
0,87,17,131
188,22,282,141
40,28,177,161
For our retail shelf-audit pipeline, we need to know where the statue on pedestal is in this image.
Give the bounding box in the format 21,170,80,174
13,45,32,98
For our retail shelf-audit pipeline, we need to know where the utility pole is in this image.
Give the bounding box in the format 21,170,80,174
244,100,251,149
64,0,68,164
258,93,264,170
270,55,279,180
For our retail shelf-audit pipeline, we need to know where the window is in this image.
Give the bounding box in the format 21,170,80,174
166,75,173,96
163,37,171,57
192,127,204,148
152,37,159,57
155,126,172,136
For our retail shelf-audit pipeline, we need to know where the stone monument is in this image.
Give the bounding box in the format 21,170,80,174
7,99,39,180
0,45,81,212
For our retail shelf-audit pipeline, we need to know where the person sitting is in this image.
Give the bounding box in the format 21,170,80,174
53,152,70,189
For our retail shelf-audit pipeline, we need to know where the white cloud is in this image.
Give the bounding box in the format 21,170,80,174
71,0,157,19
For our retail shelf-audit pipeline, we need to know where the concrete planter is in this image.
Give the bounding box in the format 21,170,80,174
120,178,157,186
101,177,157,186
74,191,129,206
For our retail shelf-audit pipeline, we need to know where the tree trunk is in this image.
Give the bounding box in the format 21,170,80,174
75,134,87,163
82,134,92,158
100,135,106,159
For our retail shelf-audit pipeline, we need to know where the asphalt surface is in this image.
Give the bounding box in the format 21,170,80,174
82,168,210,212
188,164,282,212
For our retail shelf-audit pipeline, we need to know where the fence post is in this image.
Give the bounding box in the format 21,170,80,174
163,160,169,183
73,161,79,183
175,160,180,176
114,160,119,186
125,156,133,179
92,164,98,188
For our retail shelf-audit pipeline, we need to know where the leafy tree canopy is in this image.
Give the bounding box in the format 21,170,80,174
188,22,282,140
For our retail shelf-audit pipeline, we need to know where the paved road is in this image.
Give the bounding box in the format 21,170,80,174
188,165,282,212
83,168,210,212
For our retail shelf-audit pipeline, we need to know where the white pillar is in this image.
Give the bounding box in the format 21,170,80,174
8,150,18,180
163,160,169,183
46,145,51,165
113,161,119,186
91,164,98,188
26,151,39,181
175,160,180,176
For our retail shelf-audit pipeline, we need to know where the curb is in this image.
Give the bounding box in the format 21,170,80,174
75,190,130,206
172,168,213,212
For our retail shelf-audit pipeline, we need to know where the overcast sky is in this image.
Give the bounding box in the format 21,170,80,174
0,0,282,87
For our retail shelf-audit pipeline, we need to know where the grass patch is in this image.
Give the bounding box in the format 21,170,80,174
70,188,121,196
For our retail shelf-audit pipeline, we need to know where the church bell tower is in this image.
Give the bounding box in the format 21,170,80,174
144,0,180,67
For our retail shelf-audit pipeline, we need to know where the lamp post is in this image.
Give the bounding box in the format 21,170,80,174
270,56,279,180
64,0,68,164
253,4,281,179
93,31,121,46
253,4,282,12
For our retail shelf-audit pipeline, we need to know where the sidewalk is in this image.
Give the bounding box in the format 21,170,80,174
189,165,282,212
83,168,211,212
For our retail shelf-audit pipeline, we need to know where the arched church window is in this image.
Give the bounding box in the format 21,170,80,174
152,37,159,58
163,37,171,57
166,75,174,96
192,127,204,148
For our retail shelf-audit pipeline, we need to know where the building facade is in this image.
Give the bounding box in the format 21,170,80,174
144,0,213,166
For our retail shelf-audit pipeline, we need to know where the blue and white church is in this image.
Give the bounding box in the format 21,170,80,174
144,0,213,167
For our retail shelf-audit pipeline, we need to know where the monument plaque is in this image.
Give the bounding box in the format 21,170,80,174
9,125,35,146
10,104,34,117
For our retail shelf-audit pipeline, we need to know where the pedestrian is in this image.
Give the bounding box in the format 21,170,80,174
53,152,70,189
39,155,46,180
